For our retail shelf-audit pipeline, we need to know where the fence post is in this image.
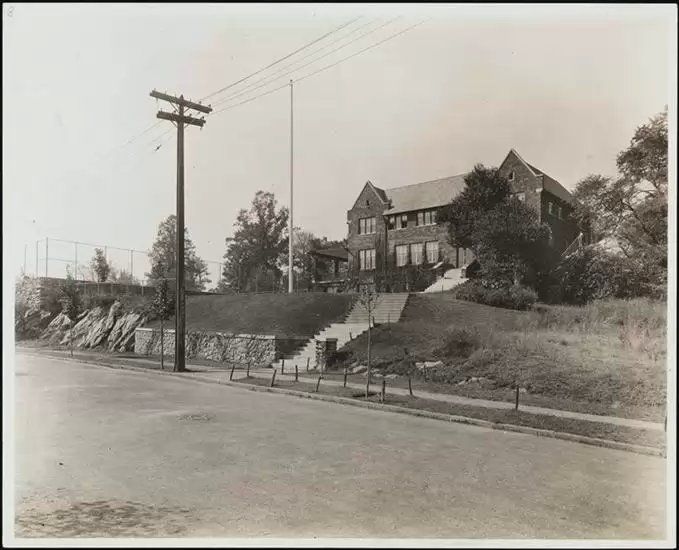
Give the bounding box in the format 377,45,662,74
315,375,322,393
270,369,277,387
281,358,285,374
408,376,413,397
515,385,520,410
381,379,386,403
295,364,298,382
246,362,251,378
343,367,348,387
229,363,236,381
306,357,310,372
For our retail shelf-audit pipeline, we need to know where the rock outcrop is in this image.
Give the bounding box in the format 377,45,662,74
41,301,148,353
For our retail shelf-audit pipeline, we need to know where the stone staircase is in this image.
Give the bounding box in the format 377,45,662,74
423,267,466,293
270,293,410,371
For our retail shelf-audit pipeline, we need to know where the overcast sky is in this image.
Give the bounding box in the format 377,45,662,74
3,3,675,284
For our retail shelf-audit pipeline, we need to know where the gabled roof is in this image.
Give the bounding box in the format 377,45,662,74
350,180,389,210
504,149,576,205
308,247,349,261
383,174,467,215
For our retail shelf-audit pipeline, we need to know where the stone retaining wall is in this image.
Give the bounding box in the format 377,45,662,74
134,327,307,366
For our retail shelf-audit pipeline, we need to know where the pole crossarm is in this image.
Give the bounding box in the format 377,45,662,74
150,90,212,114
157,110,206,127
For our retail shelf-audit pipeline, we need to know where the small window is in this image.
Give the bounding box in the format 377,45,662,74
557,206,563,220
508,171,515,182
395,244,409,266
359,249,376,270
397,214,408,230
358,217,376,235
417,212,424,226
410,243,424,265
548,202,555,216
387,216,395,230
425,241,439,263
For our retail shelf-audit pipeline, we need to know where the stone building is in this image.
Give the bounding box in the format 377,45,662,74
343,149,580,289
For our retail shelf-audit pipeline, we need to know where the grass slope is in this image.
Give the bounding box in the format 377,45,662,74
147,293,355,338
336,294,666,418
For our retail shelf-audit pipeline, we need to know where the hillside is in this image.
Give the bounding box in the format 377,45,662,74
335,293,666,419
146,292,356,338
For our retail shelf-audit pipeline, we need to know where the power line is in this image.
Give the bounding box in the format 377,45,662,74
200,16,362,102
296,19,430,85
211,17,382,108
212,17,399,109
212,18,428,117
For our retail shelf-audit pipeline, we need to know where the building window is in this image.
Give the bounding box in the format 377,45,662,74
387,216,396,230
359,249,375,270
548,202,555,216
425,241,439,263
395,244,409,267
557,205,563,219
508,171,515,182
417,211,424,226
424,209,436,225
358,217,376,235
396,214,408,230
410,243,424,265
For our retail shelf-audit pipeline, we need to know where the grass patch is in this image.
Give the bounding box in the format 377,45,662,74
336,294,667,418
145,293,355,338
232,376,665,450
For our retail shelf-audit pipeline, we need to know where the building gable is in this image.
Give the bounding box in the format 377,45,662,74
350,181,389,211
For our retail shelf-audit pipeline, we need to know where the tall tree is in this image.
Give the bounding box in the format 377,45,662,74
573,109,668,284
90,248,111,282
438,164,552,288
147,215,210,291
220,191,289,292
151,276,175,370
438,164,511,249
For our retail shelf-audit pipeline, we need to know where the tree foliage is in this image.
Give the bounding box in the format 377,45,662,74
438,164,511,249
90,248,111,282
438,164,554,289
147,215,210,291
151,277,175,320
572,109,667,286
220,191,289,292
59,267,82,320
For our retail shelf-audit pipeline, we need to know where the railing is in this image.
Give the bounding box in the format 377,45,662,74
561,232,584,258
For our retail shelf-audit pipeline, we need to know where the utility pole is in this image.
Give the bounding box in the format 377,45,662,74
288,79,294,294
150,89,212,372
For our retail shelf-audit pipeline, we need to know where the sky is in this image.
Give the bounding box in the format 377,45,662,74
3,3,675,286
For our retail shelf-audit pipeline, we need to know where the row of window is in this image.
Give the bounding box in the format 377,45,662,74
357,209,438,235
358,242,440,270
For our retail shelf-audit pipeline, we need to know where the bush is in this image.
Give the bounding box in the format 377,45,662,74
434,327,481,358
554,246,660,305
453,280,538,311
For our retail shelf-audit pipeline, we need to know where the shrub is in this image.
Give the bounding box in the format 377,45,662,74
554,246,659,305
434,327,481,359
453,280,537,311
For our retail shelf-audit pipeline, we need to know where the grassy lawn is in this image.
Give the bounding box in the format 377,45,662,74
233,376,665,450
334,294,667,421
145,293,355,338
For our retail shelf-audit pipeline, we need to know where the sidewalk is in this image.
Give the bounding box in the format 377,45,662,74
231,367,664,432
18,347,663,433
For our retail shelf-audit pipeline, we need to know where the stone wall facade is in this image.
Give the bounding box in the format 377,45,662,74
134,328,307,367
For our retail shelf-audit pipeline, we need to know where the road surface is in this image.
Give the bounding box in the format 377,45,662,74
12,352,666,539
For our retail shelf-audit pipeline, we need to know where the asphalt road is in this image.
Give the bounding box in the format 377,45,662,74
12,352,666,539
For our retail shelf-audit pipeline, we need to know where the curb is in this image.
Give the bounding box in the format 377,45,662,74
18,350,666,458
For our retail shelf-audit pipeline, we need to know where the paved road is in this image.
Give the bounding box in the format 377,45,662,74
12,353,666,539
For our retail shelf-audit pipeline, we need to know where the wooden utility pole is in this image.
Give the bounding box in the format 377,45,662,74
150,89,212,372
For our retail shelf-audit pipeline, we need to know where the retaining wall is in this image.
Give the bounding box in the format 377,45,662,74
134,327,307,366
